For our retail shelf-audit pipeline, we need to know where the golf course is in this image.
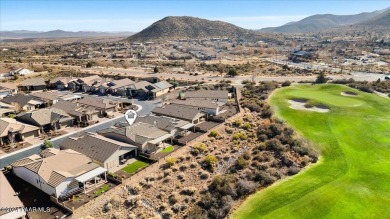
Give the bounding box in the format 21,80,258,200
233,84,390,218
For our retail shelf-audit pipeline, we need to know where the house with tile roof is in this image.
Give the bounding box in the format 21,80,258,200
152,104,205,124
1,94,46,112
0,117,40,146
98,122,173,154
59,133,137,170
16,108,74,132
11,148,107,199
136,115,194,137
18,78,47,91
76,96,120,117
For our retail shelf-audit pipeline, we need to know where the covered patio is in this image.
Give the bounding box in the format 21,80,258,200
75,167,108,194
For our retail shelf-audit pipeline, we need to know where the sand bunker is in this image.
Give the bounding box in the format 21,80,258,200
341,91,358,97
288,99,330,113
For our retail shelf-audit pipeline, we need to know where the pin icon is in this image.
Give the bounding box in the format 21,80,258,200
124,110,137,125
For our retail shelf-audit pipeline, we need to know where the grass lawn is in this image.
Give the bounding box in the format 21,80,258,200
161,145,174,153
233,84,390,219
94,185,109,196
121,160,148,174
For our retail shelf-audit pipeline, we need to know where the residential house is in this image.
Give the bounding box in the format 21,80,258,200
52,101,98,126
79,75,103,92
0,83,18,99
136,115,194,137
0,118,40,146
98,122,172,153
152,104,205,124
77,97,120,117
153,80,173,97
10,68,34,76
0,105,16,117
0,67,13,80
59,133,137,170
1,94,46,112
107,78,135,96
29,91,60,106
11,148,107,199
16,108,74,132
0,171,26,219
183,90,230,104
171,99,221,116
18,78,47,91
49,77,76,90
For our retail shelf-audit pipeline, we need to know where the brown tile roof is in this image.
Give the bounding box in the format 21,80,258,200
77,96,118,109
20,78,46,87
29,91,59,101
0,82,18,90
0,118,40,138
109,78,135,89
1,94,35,107
59,133,136,163
12,148,100,187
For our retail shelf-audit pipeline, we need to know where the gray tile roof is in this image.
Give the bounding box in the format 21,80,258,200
154,81,172,90
109,78,135,89
152,104,203,121
99,122,169,145
185,90,229,99
1,94,35,107
59,133,136,163
136,115,191,132
171,99,220,109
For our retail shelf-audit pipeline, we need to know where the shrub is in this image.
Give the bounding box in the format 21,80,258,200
209,130,218,138
202,155,218,171
192,143,207,155
168,193,179,205
165,157,176,167
235,180,257,197
235,156,250,170
232,119,242,127
41,140,53,149
242,123,251,130
232,132,247,141
181,187,197,196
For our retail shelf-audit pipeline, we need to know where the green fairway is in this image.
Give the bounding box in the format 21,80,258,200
122,160,148,174
233,84,390,219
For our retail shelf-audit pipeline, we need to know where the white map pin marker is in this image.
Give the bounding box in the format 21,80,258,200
124,110,137,125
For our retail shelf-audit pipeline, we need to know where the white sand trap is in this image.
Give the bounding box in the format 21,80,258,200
341,92,358,97
288,100,330,113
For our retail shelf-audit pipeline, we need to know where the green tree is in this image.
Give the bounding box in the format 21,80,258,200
315,72,327,84
41,140,53,149
227,69,238,77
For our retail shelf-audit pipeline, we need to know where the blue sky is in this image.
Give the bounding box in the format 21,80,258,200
1,1,389,31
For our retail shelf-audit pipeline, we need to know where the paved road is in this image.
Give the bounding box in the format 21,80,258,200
0,96,157,169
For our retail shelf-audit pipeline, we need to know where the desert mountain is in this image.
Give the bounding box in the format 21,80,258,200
0,30,134,39
260,8,387,33
127,16,259,42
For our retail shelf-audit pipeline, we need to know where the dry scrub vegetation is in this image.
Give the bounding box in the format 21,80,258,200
78,82,317,219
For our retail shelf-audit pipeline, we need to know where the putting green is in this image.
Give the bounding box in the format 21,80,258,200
232,84,390,219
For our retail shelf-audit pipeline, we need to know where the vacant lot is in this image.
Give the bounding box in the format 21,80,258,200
233,84,390,218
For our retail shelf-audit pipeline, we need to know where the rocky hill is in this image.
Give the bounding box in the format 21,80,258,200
260,8,387,33
127,16,260,42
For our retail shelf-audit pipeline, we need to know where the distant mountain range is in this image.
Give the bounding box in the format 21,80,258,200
260,7,390,33
0,30,134,39
127,16,260,42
